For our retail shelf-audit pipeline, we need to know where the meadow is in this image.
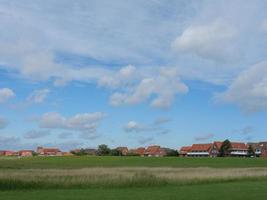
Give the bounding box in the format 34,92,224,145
1,156,267,199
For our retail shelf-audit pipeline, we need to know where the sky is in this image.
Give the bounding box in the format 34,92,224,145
0,0,267,151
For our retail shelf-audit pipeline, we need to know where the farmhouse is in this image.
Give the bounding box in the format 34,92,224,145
37,147,62,156
0,150,17,156
144,145,167,157
211,141,223,157
134,147,146,156
19,150,33,157
229,142,248,157
187,143,213,157
247,142,267,157
116,147,129,156
179,146,191,157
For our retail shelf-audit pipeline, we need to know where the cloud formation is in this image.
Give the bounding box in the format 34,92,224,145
27,89,50,104
124,119,170,135
0,88,15,103
172,20,237,61
216,61,267,112
194,133,214,141
24,129,50,139
39,112,105,138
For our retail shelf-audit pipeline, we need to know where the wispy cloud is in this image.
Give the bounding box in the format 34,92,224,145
0,88,15,103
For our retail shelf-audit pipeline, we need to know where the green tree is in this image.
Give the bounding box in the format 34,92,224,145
97,144,111,156
247,145,255,157
110,149,122,156
219,139,231,157
165,149,179,157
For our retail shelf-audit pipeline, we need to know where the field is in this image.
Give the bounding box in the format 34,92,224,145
1,156,267,199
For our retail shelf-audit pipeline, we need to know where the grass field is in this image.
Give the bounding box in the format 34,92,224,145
1,156,267,199
1,156,267,169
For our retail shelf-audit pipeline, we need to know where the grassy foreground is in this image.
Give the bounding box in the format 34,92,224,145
1,156,267,199
1,156,267,169
1,180,267,200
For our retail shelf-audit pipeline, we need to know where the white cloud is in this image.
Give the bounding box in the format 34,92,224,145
0,88,15,103
172,20,238,61
24,130,50,139
138,137,154,145
109,67,188,108
39,112,106,138
124,119,170,135
194,133,214,141
216,61,267,112
153,117,171,126
0,116,8,129
27,89,50,104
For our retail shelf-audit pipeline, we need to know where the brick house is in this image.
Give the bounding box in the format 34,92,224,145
37,147,62,156
144,145,167,157
179,146,192,157
210,141,223,157
136,147,146,156
187,143,213,157
116,147,129,156
229,142,248,157
19,150,33,157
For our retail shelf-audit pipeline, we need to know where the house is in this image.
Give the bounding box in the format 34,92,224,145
84,148,97,155
37,147,62,156
229,142,248,157
211,141,223,157
187,143,213,157
19,150,33,157
136,147,146,156
259,142,267,157
116,147,129,156
179,146,191,157
247,143,262,157
144,145,167,157
247,142,267,157
1,150,17,156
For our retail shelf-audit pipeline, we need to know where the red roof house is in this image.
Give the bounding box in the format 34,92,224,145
144,145,166,157
179,146,192,157
187,143,213,157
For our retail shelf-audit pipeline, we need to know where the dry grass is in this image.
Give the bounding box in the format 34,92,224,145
1,167,267,189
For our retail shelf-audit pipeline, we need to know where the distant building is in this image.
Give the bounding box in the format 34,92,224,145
248,142,267,157
179,146,192,157
144,145,167,157
19,150,33,157
0,150,17,156
116,147,129,156
229,142,248,157
37,147,62,156
187,143,213,157
211,141,223,157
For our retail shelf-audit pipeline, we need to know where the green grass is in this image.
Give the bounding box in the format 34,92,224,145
1,179,267,200
1,156,267,169
1,156,267,199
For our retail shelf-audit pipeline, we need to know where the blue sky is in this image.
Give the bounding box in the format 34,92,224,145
1,0,267,150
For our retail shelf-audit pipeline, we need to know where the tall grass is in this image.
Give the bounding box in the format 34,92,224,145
1,167,267,190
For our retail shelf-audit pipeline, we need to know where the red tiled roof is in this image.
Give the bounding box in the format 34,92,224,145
180,146,192,152
190,143,213,152
213,141,223,150
135,147,145,155
145,145,161,155
230,142,247,150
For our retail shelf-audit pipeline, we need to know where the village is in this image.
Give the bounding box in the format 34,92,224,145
1,140,267,158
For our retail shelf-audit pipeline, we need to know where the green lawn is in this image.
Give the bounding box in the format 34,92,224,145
1,180,267,200
1,156,267,169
